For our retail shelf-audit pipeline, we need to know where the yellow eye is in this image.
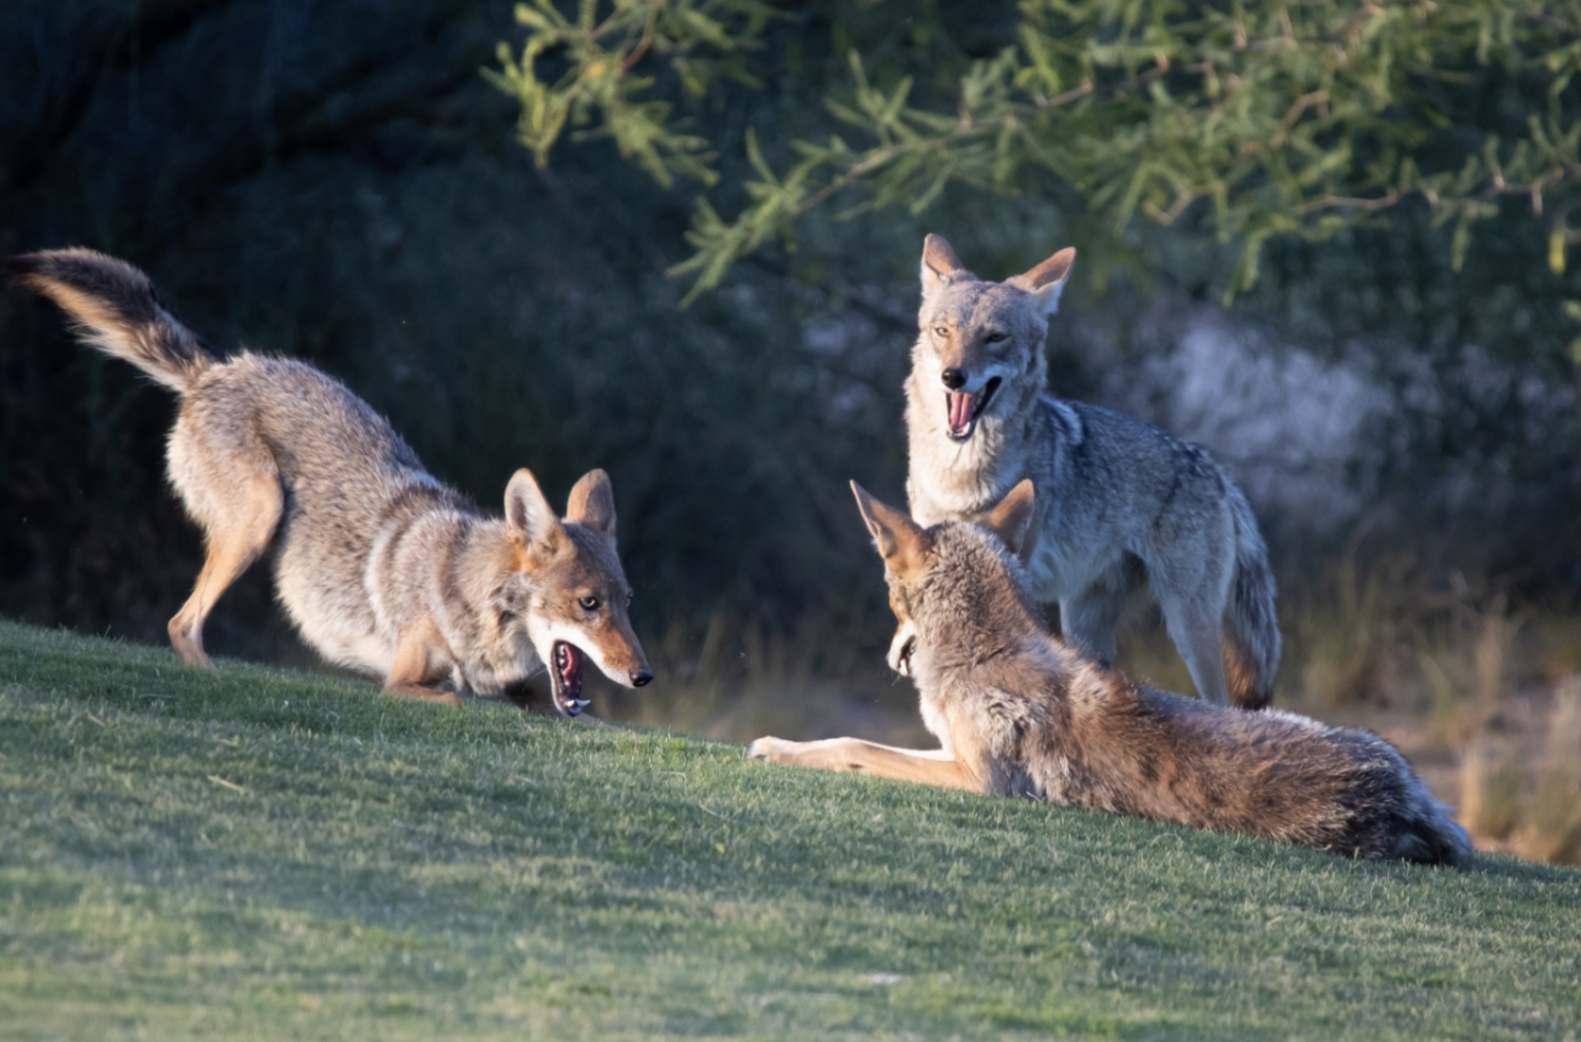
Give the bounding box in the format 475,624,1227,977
579,595,601,611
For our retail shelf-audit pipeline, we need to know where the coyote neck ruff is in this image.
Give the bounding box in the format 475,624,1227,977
749,481,1470,866
10,248,653,713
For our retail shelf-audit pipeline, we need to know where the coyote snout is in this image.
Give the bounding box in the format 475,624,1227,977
938,366,1005,442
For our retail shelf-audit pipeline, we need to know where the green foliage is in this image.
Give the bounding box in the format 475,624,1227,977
500,0,1581,318
488,0,780,187
4,621,1581,1039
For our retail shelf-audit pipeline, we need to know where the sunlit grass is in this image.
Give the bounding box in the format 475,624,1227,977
2,620,1578,1040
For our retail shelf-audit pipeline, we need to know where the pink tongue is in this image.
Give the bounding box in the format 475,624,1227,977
948,391,978,431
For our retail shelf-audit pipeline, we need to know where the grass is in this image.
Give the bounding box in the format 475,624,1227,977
1,621,1578,1041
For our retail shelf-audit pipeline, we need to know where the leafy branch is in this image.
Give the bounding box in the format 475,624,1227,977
487,0,780,188
497,0,1581,330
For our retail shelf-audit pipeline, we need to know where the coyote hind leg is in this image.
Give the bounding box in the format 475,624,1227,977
1161,598,1230,705
167,467,283,667
1059,587,1123,666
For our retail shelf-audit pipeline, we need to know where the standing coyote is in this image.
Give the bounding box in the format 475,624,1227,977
750,482,1470,865
11,248,652,714
903,234,1279,708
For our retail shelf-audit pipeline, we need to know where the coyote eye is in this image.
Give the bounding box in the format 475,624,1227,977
579,595,601,612
985,331,1008,343
932,325,949,338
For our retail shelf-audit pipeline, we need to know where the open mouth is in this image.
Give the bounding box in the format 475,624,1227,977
549,641,591,717
896,634,917,675
944,377,1002,441
887,625,919,677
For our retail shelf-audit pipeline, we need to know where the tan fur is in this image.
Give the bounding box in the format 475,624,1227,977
166,464,284,666
25,282,120,340
12,249,652,713
386,618,464,706
751,484,1470,865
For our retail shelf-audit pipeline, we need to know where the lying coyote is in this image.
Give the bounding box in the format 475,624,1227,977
751,481,1469,865
12,248,651,714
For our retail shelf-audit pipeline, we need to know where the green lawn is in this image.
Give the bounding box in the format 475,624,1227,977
1,621,1576,1041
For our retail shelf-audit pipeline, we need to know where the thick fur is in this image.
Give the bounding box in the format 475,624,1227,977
752,485,1471,865
903,235,1280,708
8,248,212,391
12,248,652,708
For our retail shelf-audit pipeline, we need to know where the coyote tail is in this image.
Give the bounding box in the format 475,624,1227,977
8,248,212,393
1222,485,1281,710
1395,779,1474,866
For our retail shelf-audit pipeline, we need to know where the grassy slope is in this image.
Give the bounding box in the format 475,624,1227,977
0,621,1577,1041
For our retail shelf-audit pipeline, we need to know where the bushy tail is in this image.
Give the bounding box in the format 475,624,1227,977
8,248,212,393
1222,485,1281,710
1395,782,1474,867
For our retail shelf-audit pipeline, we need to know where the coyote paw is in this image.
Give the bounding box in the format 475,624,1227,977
747,736,797,763
167,618,213,669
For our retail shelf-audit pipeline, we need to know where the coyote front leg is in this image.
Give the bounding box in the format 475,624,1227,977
747,737,980,791
384,620,463,707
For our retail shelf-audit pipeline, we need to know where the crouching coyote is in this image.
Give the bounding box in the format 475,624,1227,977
11,248,652,714
903,234,1279,708
750,481,1469,865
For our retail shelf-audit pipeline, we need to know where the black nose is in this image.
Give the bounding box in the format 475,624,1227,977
631,670,653,688
941,367,966,389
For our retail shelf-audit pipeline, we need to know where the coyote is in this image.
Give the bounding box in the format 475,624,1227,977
749,482,1470,865
902,234,1279,708
11,248,652,714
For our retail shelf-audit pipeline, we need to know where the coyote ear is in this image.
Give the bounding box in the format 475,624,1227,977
1008,246,1076,317
565,468,617,540
504,467,564,554
982,479,1038,561
850,480,928,575
920,233,966,303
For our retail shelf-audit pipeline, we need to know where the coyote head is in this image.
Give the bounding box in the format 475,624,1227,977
910,234,1075,443
492,468,652,716
849,479,1040,681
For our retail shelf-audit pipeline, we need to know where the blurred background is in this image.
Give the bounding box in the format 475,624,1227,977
2,1,1578,862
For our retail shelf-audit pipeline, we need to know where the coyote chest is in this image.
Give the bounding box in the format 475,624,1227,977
907,410,1116,605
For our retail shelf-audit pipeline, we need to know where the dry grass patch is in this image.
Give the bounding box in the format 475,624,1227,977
1461,686,1581,866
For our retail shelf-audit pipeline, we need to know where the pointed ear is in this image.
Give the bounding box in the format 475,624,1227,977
850,480,928,573
920,233,966,303
982,479,1038,561
1007,246,1076,317
504,467,564,553
565,468,616,540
